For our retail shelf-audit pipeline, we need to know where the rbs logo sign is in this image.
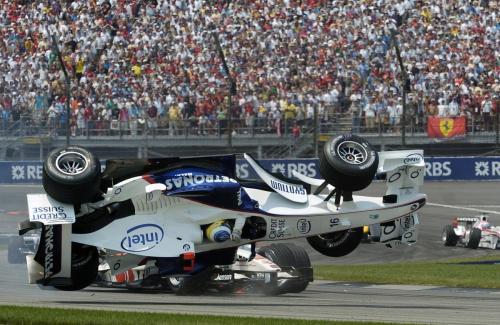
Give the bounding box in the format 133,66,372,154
424,158,500,180
425,161,452,177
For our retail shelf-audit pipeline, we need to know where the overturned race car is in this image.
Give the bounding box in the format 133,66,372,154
19,134,426,291
442,215,500,249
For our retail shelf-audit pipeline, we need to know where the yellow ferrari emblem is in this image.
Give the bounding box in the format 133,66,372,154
439,118,454,137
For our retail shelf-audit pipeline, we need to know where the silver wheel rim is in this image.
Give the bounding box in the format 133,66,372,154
55,151,89,176
169,277,182,286
336,141,368,165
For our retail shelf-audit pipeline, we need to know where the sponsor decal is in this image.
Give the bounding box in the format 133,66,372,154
388,172,401,183
404,153,423,165
269,179,306,195
269,218,286,239
382,221,396,235
329,217,340,227
120,224,164,252
237,188,243,206
403,230,415,240
214,274,232,281
252,272,266,280
31,206,67,221
410,170,420,178
402,215,412,230
182,243,191,251
164,174,237,190
296,218,311,234
44,225,55,278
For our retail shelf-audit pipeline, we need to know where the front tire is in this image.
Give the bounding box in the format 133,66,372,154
442,225,458,246
54,243,99,291
307,227,363,257
466,228,481,249
43,146,101,204
319,134,378,192
257,243,312,295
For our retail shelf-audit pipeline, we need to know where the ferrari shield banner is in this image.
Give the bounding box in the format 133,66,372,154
0,157,499,183
427,116,466,138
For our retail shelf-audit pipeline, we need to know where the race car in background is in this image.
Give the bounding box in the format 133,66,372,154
7,233,40,264
19,134,426,291
442,215,500,249
97,243,312,295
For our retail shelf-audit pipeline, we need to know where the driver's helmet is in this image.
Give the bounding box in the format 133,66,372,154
479,215,491,229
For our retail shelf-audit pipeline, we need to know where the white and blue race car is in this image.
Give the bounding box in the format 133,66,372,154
19,134,426,291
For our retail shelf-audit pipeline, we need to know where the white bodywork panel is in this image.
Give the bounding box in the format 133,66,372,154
244,153,308,203
27,194,75,225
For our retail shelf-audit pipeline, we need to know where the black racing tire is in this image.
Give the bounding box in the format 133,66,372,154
319,134,378,192
307,227,363,257
442,225,458,247
466,228,481,249
54,243,99,291
7,236,25,264
257,243,312,295
43,146,101,204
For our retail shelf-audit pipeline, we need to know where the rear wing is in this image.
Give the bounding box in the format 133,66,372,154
377,150,425,197
456,217,481,223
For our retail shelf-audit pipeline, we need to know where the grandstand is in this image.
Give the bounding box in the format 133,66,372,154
0,0,498,160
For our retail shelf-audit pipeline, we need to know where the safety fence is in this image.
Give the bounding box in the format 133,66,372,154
1,113,498,141
1,157,499,184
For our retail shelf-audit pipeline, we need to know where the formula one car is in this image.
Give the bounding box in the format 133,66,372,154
442,215,500,249
7,233,40,264
19,134,426,291
96,243,312,295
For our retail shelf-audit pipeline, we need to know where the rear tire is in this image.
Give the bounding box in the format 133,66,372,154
257,243,312,295
54,243,99,291
442,225,458,247
466,228,481,249
7,236,25,264
319,134,378,192
43,146,101,204
307,227,363,257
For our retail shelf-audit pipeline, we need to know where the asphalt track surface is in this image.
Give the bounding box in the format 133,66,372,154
1,182,500,324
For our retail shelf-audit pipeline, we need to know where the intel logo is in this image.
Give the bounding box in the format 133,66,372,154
404,153,423,165
121,224,164,252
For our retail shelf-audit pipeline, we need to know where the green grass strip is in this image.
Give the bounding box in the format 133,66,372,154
0,305,414,325
315,254,500,289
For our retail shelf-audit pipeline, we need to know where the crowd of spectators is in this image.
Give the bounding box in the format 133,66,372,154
0,0,498,138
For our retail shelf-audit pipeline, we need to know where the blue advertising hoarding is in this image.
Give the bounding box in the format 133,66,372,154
0,157,499,184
